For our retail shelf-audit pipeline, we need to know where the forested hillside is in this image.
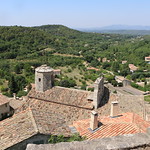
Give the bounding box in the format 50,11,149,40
0,25,150,97
0,25,150,63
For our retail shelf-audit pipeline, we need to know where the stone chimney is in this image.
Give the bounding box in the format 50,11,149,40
35,65,54,92
90,111,98,130
93,77,104,109
13,93,16,100
110,101,119,117
145,113,150,121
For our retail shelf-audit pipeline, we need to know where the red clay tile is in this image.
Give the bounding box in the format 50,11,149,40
72,112,150,140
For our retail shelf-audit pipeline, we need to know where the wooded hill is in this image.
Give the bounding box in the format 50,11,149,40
0,25,149,96
0,25,149,64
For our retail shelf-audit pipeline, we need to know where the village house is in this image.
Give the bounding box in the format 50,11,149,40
145,56,150,64
115,76,131,86
0,94,13,120
128,64,138,72
53,69,61,76
0,64,149,150
122,60,127,64
71,102,150,139
0,65,105,150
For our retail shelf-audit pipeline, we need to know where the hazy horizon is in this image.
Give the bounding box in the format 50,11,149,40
1,0,150,28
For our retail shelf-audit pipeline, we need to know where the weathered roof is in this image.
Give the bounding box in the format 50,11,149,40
0,94,10,106
9,99,25,110
0,108,36,150
35,64,53,73
72,112,150,140
28,86,93,110
0,107,71,150
17,97,91,125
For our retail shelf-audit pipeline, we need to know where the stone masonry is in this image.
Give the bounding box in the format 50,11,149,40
35,65,54,92
93,77,104,109
26,128,150,150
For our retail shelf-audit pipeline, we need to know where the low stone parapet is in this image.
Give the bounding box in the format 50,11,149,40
26,129,150,150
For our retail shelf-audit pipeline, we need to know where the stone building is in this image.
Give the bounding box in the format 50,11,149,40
115,76,131,87
145,56,150,64
0,65,105,150
69,102,150,140
0,94,12,120
35,65,54,92
129,64,138,72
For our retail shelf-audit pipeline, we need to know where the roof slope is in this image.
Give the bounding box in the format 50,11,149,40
72,112,150,140
28,86,93,109
0,107,71,150
0,94,10,105
0,108,36,150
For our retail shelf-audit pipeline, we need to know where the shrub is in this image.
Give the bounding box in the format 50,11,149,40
17,91,27,97
87,87,94,91
144,95,150,102
48,133,86,144
118,82,123,87
111,80,118,87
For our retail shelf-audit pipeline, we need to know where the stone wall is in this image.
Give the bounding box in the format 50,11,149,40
122,80,131,87
93,77,104,109
96,93,145,118
6,134,49,150
26,130,150,150
0,103,11,120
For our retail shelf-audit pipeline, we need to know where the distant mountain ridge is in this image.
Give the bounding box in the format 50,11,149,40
77,25,150,35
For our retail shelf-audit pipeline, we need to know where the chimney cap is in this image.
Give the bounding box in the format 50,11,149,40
91,111,98,115
111,101,118,104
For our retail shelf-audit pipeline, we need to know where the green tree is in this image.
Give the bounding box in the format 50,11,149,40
111,62,119,72
8,75,17,95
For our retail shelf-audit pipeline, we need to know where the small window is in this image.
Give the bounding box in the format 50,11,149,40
39,78,41,82
5,104,7,107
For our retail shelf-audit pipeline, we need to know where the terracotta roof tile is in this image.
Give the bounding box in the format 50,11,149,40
72,112,150,140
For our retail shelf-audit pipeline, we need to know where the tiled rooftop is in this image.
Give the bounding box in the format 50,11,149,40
0,94,10,106
17,98,91,125
72,112,150,140
0,106,71,150
0,108,36,149
28,86,93,110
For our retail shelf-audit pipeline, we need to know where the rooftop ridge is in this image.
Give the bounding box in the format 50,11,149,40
29,96,93,110
53,86,92,93
28,108,39,134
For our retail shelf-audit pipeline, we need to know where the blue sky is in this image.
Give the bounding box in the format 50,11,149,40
0,0,150,28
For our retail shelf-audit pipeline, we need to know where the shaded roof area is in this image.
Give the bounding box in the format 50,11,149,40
0,106,71,150
28,86,93,110
72,112,150,140
0,94,10,106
